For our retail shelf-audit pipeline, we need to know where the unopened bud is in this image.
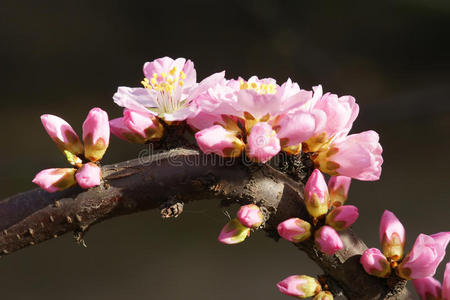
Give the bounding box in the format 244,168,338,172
236,204,263,228
360,248,391,278
327,176,351,207
325,205,359,231
277,275,322,298
217,218,250,245
305,169,330,218
277,218,312,243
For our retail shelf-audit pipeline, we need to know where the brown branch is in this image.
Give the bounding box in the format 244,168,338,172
0,148,412,300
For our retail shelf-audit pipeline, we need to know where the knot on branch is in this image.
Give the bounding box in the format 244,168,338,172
160,196,184,218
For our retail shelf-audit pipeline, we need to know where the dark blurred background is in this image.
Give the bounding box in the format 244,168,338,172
0,1,449,299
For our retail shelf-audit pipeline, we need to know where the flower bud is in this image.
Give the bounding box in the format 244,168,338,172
195,125,245,158
75,162,102,189
32,168,77,193
379,210,406,261
236,204,263,228
412,277,442,300
443,263,450,300
277,275,322,298
327,176,351,207
326,205,359,231
397,233,450,279
246,122,281,163
305,169,330,218
314,226,343,255
277,218,312,243
110,118,146,144
217,218,250,245
82,107,110,162
313,291,334,300
360,248,391,278
40,114,83,155
313,131,382,181
122,109,164,141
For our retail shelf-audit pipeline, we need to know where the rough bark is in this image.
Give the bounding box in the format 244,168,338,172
0,148,412,300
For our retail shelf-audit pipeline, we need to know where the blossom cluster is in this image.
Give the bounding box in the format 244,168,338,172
112,56,382,181
30,56,448,300
361,210,450,299
33,108,109,192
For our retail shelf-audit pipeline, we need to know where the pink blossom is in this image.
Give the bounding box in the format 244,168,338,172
398,232,450,279
379,210,406,261
40,114,83,155
305,169,330,218
277,275,321,298
32,168,77,192
236,204,263,228
443,263,450,300
277,218,312,243
225,77,312,128
113,57,225,121
360,248,392,278
75,162,102,189
413,277,442,300
82,107,110,162
314,226,343,255
217,218,250,245
327,176,351,207
314,130,383,181
312,92,359,140
246,122,281,163
195,125,244,157
326,205,359,231
187,111,224,131
275,110,319,148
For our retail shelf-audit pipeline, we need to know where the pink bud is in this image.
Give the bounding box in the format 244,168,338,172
110,118,146,144
360,248,392,278
82,107,110,162
327,176,351,207
412,277,442,300
326,205,359,231
313,291,334,300
277,275,322,298
195,125,245,157
217,218,250,245
122,109,164,141
379,210,406,261
75,162,102,189
314,131,383,181
32,168,77,192
443,263,450,300
246,122,281,163
277,218,312,243
40,114,83,155
305,169,330,218
314,226,343,255
397,233,450,279
236,204,263,228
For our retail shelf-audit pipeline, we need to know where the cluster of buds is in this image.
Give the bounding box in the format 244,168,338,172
217,204,263,244
361,210,450,284
277,275,333,299
277,169,356,255
33,108,110,192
